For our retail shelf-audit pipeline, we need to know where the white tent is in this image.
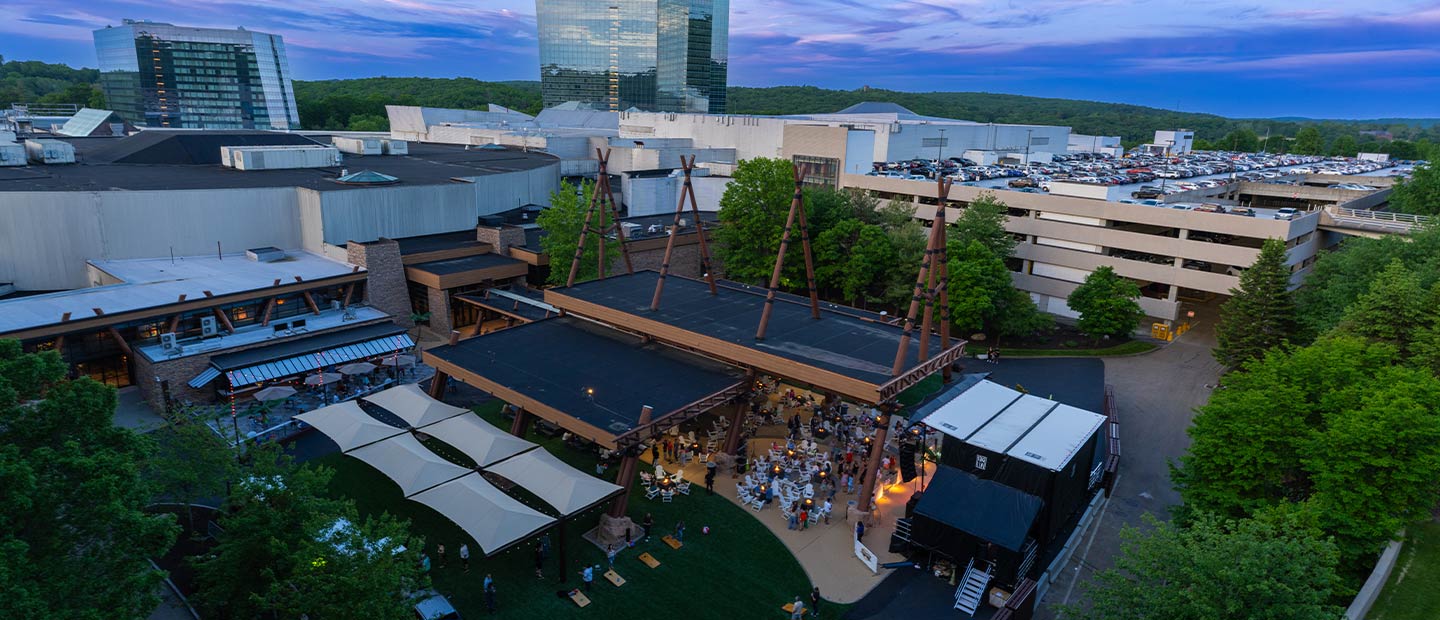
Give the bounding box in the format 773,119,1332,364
486,448,622,516
919,379,1107,472
348,433,472,496
362,384,468,428
410,473,556,555
921,380,1024,440
1006,404,1106,472
417,413,537,467
295,401,404,452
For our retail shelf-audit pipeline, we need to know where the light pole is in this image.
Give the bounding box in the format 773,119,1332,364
937,128,946,165
1024,129,1033,171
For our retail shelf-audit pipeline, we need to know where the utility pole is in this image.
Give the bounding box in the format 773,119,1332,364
937,128,946,165
1024,129,1033,171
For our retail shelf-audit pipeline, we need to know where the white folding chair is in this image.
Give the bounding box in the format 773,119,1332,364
661,490,674,503
645,486,660,500
751,496,765,511
677,480,692,495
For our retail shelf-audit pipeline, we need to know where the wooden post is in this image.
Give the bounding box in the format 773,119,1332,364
566,150,635,286
721,404,747,454
608,405,651,518
935,180,953,382
54,312,71,357
650,155,717,310
509,407,532,437
756,166,822,339
565,160,604,287
891,196,946,376
341,282,355,308
202,292,236,333
857,418,891,513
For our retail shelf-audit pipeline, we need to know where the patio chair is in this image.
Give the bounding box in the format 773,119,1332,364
661,489,674,503
645,486,660,500
750,496,765,511
640,472,654,486
705,439,718,453
676,480,692,495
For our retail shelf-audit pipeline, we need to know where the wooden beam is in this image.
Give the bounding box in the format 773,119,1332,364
202,291,236,333
294,277,322,315
106,327,133,357
54,312,71,357
341,283,355,308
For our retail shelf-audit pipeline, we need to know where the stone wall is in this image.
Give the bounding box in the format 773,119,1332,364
476,225,527,258
425,287,454,337
346,239,413,324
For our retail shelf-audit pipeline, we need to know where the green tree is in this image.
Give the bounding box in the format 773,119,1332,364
537,179,620,285
946,240,1015,334
1064,514,1343,620
1333,260,1433,357
881,205,929,309
1295,225,1440,337
713,158,799,284
1174,336,1440,563
814,219,896,305
0,340,177,620
950,192,1016,258
147,411,239,531
1214,238,1297,369
1390,163,1440,216
1066,266,1145,341
1293,126,1324,155
346,113,388,132
1329,135,1359,157
1222,128,1261,152
193,450,425,619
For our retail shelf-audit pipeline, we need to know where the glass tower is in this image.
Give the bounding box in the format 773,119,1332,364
93,20,300,130
536,0,728,113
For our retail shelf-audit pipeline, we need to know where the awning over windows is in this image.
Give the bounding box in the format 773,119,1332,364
186,323,415,389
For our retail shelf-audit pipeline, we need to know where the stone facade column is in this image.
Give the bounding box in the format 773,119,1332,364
346,239,413,325
475,225,528,258
425,287,453,337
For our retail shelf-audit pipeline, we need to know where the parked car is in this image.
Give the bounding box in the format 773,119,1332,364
1228,206,1256,217
1273,207,1300,220
1194,203,1227,214
414,590,462,620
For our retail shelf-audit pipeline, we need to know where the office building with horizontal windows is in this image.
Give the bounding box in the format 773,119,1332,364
536,0,727,113
93,20,300,130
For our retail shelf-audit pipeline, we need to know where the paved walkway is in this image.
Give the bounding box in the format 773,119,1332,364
1034,318,1223,619
114,386,166,433
644,415,924,604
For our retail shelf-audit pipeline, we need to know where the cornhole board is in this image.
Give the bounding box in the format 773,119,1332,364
638,552,661,568
569,590,591,607
662,535,684,550
604,569,626,586
783,602,797,613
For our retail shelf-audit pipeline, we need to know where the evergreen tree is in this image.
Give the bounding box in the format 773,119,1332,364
1334,260,1433,358
1214,238,1297,369
1067,266,1145,341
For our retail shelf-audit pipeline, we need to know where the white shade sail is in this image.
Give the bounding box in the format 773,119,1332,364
295,401,404,452
1006,404,1106,472
410,473,556,555
417,413,537,468
362,384,468,428
486,448,623,516
348,433,472,497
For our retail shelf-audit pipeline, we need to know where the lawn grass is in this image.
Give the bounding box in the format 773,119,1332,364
319,401,821,619
1369,521,1440,620
963,340,1157,358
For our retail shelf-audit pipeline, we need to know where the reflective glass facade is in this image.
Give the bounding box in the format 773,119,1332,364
537,0,727,113
93,20,300,130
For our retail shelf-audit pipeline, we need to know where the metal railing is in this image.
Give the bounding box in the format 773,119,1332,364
1326,206,1431,232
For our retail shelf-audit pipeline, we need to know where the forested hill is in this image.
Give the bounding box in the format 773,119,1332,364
292,77,543,130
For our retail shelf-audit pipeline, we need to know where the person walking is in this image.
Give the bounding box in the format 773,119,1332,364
642,513,654,540
855,520,865,541
652,441,661,463
534,542,545,579
704,469,716,495
436,543,446,569
459,543,470,573
484,579,497,613
675,520,686,542
606,545,617,569
809,587,822,618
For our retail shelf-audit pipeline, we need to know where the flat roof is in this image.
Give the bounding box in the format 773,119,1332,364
425,316,744,442
0,250,360,335
917,379,1106,472
209,322,408,370
0,137,557,193
391,230,488,256
547,271,946,393
408,253,526,276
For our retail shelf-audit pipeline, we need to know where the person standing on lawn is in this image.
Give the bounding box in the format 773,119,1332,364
436,543,446,569
675,520,686,541
534,542,545,579
484,578,497,613
810,587,822,618
580,564,595,591
459,543,470,573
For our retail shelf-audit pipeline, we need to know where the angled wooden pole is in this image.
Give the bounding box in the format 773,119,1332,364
565,158,605,287
651,156,697,310
891,204,943,375
598,150,635,276
756,165,811,339
685,158,719,295
935,179,954,381
793,166,821,319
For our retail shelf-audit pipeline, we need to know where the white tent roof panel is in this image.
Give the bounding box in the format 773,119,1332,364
486,448,622,516
1006,404,1106,472
348,433,471,497
410,473,555,555
418,413,537,467
922,380,1024,441
295,400,405,452
966,395,1058,452
362,384,468,428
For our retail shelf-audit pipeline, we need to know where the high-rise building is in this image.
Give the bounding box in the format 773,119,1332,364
93,20,300,130
536,0,728,113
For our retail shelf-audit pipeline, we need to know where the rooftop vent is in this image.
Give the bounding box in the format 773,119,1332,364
246,247,286,263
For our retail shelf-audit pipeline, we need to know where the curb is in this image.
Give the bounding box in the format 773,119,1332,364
1347,533,1405,620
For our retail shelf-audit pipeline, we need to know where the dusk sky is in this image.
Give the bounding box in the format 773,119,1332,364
4,0,1439,119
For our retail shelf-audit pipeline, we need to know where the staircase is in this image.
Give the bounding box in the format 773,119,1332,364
954,558,993,616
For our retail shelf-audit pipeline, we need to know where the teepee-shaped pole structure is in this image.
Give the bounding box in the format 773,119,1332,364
650,155,718,310
755,163,821,340
565,148,634,287
891,177,952,378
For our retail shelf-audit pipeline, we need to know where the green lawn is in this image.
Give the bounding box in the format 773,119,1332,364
318,401,822,619
1370,521,1440,620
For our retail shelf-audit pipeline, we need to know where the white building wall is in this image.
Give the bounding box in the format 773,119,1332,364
619,112,788,161
844,129,876,174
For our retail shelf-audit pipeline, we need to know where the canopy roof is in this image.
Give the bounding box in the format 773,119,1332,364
410,473,556,555
486,448,623,516
347,433,472,496
362,384,469,428
915,465,1043,552
294,401,404,451
916,379,1106,472
417,413,537,467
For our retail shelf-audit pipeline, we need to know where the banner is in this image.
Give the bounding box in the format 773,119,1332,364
854,537,879,574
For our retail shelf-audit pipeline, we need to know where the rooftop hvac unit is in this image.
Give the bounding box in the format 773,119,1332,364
332,136,383,155
381,139,408,155
200,316,219,338
160,332,180,355
0,142,25,167
245,247,286,262
24,139,76,164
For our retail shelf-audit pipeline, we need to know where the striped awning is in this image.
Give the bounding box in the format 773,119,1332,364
216,333,415,388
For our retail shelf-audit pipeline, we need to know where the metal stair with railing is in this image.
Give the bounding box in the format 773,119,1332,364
954,558,993,616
